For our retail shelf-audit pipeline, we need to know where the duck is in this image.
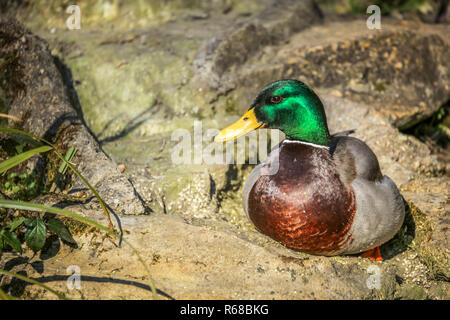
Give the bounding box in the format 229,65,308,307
214,79,405,261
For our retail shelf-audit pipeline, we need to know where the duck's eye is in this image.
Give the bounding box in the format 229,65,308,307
270,95,283,104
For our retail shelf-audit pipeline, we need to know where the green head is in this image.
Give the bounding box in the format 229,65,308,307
214,79,331,146
252,79,330,145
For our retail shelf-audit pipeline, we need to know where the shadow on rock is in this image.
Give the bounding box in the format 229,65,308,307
39,234,63,260
381,198,416,260
34,274,174,300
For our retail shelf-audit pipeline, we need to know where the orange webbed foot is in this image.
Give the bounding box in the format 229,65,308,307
362,246,383,262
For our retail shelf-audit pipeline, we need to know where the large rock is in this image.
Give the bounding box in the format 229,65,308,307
0,18,145,215
0,213,400,300
196,19,449,129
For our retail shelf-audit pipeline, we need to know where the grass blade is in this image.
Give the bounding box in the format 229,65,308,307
49,147,78,193
0,200,111,234
0,127,52,146
0,269,68,300
58,147,78,175
0,287,14,300
0,145,53,174
7,217,26,231
0,127,114,231
0,113,22,122
52,150,114,231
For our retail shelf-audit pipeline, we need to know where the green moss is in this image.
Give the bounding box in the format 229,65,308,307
395,283,428,299
406,202,449,282
223,94,239,114
0,139,44,201
318,0,435,15
427,282,450,300
381,201,415,259
374,80,390,92
58,215,91,236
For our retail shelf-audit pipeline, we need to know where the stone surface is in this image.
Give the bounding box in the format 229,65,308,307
0,213,399,300
0,1,448,300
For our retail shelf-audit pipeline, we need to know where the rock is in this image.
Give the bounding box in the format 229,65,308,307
0,18,145,215
193,0,323,91
0,2,448,300
204,19,449,129
0,213,401,300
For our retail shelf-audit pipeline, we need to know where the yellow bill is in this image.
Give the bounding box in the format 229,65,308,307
214,108,265,142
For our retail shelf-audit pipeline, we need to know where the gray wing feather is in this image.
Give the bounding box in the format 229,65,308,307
330,136,382,184
342,176,405,254
330,136,405,254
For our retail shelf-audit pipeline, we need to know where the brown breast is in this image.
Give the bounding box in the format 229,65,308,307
247,141,356,255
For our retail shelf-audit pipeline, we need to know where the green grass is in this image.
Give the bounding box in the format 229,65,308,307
0,123,157,299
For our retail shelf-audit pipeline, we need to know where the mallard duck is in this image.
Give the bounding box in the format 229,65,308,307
214,79,405,261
